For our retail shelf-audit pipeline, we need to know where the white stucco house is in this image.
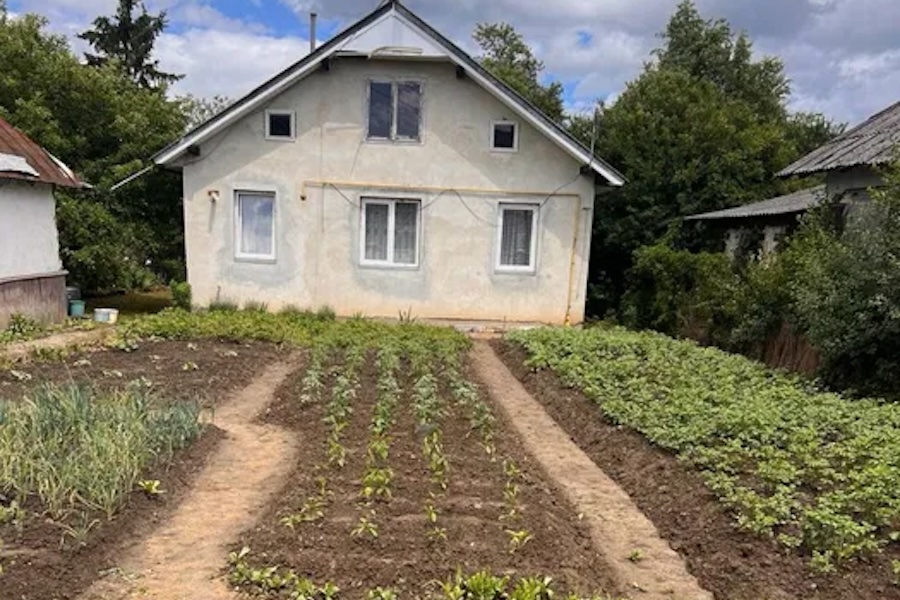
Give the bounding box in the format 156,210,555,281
153,0,625,324
0,117,82,328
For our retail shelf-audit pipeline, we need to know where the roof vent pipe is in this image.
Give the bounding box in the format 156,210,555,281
310,12,317,54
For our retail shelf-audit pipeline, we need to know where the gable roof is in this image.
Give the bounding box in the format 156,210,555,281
153,0,625,187
0,118,83,188
778,101,900,177
686,186,826,221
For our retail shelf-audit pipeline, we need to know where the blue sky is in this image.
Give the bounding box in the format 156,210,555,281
9,0,900,124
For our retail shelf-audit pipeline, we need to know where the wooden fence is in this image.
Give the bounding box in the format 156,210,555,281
0,271,67,329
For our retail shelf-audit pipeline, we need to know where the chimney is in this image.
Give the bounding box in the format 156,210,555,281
310,12,317,54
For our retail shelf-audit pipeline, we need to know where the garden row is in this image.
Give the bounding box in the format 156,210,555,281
166,311,618,600
507,325,900,578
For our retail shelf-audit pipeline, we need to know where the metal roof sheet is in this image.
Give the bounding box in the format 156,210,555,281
686,185,826,220
778,101,900,177
0,117,82,187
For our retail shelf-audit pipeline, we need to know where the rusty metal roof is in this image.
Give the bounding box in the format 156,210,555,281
778,101,900,177
0,117,82,187
686,186,826,221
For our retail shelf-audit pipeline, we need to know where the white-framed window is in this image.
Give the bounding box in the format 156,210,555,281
491,120,519,152
235,191,276,261
496,204,538,272
367,80,423,142
265,109,295,140
360,198,421,267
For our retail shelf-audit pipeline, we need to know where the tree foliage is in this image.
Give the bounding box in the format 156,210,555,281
180,94,233,131
473,23,565,123
79,0,181,88
0,12,187,291
588,0,842,315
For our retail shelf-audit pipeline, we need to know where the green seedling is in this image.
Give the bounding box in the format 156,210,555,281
136,479,166,496
506,528,534,554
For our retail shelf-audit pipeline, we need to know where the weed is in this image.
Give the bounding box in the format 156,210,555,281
136,479,166,496
243,300,269,313
368,587,398,600
208,299,239,312
351,512,379,539
506,529,534,553
627,549,644,563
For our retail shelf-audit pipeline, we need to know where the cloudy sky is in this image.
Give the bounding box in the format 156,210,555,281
8,0,899,125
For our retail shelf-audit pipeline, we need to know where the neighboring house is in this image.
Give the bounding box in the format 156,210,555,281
688,100,900,255
686,186,827,256
0,118,82,328
152,0,625,324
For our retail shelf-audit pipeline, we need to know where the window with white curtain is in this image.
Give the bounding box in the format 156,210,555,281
497,204,538,272
361,198,420,267
235,191,276,261
367,80,422,142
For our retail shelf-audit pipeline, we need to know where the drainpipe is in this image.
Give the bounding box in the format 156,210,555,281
310,12,317,54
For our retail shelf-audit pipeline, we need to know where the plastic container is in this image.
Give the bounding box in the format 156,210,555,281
93,308,119,324
65,286,81,302
69,299,86,318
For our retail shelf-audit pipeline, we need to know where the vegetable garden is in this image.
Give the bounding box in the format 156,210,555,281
505,325,900,596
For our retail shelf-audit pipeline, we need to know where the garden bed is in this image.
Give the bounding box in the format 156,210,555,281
496,331,900,600
231,337,616,599
0,337,285,599
0,339,286,405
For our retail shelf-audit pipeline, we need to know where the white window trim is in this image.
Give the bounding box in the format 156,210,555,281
366,79,424,144
496,203,539,274
491,120,519,153
234,190,277,262
265,109,296,141
359,197,421,269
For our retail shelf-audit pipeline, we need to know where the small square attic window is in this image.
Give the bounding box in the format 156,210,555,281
492,121,518,151
266,110,295,140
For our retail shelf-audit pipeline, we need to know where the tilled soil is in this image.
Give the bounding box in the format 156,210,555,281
0,339,287,600
240,356,617,599
494,339,900,600
0,339,287,406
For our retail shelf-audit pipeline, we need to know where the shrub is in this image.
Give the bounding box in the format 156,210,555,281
170,281,192,311
789,166,900,396
621,242,740,345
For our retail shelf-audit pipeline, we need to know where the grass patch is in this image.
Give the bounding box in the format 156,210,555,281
509,326,900,572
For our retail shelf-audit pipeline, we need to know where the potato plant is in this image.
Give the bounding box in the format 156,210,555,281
510,325,900,571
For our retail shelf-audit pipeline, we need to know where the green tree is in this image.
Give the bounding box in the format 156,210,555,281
0,13,187,290
79,0,181,88
474,23,565,122
587,1,841,316
180,94,233,130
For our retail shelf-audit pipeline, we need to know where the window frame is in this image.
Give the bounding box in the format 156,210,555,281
359,196,422,269
495,203,539,274
265,109,296,141
234,190,277,262
366,79,424,144
491,120,519,153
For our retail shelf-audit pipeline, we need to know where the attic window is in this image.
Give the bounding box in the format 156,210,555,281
368,81,422,142
266,110,295,140
492,121,518,152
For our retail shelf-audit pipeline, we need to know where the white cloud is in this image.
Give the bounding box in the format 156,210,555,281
157,27,309,99
9,0,900,124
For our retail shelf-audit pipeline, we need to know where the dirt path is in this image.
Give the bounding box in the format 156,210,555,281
2,328,114,361
78,360,301,600
470,341,713,600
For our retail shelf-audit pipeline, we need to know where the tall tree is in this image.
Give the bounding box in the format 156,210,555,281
586,0,841,316
79,0,181,88
474,23,565,122
0,13,187,290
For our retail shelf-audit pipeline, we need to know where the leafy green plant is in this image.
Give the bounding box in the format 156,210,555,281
170,281,192,311
506,528,534,554
136,479,165,496
367,587,398,600
351,512,379,539
510,324,900,570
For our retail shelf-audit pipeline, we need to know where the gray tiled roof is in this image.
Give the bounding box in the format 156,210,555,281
686,186,826,221
778,101,900,177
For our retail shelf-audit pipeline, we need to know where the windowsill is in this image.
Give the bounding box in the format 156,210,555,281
235,255,277,265
490,147,519,154
359,261,421,272
495,266,537,276
264,135,296,142
364,137,423,146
